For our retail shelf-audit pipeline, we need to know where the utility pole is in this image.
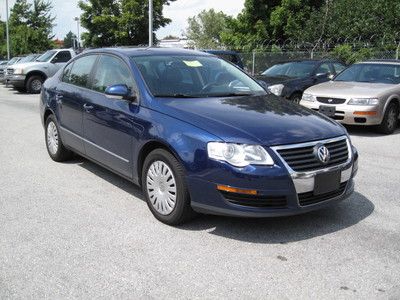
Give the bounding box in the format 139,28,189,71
74,17,80,49
149,0,153,47
6,0,10,60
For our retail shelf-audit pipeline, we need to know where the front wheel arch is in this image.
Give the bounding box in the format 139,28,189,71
137,140,183,187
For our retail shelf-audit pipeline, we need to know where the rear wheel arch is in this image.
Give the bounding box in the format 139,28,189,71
43,108,54,124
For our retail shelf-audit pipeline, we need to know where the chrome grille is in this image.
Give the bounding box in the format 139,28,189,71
317,97,346,104
275,137,349,172
6,68,14,75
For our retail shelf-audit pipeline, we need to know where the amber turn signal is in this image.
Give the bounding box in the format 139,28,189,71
353,111,377,116
217,185,258,195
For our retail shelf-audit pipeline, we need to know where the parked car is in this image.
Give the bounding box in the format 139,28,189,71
7,49,75,93
40,48,358,225
4,53,41,86
203,50,244,69
0,56,24,83
300,60,400,134
256,59,347,103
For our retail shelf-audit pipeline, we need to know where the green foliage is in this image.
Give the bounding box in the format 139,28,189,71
78,0,175,47
6,0,55,56
332,44,374,64
186,9,229,49
63,31,77,48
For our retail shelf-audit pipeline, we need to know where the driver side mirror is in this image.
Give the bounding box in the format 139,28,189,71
105,84,136,101
51,56,59,64
315,72,329,79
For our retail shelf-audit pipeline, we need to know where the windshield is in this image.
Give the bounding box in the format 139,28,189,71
262,61,318,78
334,63,400,84
130,55,265,98
19,54,39,63
36,50,57,62
7,57,20,65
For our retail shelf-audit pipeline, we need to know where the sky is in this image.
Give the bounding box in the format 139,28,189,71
0,0,245,40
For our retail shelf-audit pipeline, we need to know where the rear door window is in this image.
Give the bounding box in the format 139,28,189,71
69,55,97,88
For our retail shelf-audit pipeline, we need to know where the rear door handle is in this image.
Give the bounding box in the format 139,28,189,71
55,93,63,103
83,103,94,111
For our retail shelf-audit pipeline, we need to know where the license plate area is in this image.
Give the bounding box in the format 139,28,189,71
314,170,341,195
319,105,336,117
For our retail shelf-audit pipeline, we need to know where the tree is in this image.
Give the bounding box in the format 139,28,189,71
186,9,229,49
78,0,176,47
8,0,55,55
269,0,324,41
63,31,77,48
220,0,281,50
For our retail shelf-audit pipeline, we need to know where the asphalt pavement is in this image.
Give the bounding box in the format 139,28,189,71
0,84,399,299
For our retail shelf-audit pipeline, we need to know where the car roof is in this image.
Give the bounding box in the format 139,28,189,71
83,47,211,57
359,60,400,65
202,49,239,55
275,59,339,64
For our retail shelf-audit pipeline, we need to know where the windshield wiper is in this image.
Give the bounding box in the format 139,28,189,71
206,92,255,97
154,94,204,98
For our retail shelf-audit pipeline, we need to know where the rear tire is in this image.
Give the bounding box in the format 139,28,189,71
377,102,399,134
45,115,73,162
26,75,44,94
142,149,195,225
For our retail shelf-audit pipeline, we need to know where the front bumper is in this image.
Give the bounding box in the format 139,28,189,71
7,74,26,88
188,139,358,217
300,100,383,125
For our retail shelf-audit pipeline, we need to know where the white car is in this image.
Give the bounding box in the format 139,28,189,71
300,60,400,134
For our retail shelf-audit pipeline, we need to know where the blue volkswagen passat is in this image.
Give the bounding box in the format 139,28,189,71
40,48,358,225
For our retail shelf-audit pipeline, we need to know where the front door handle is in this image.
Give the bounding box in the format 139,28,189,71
83,103,94,111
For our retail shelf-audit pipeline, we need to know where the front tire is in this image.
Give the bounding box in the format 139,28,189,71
378,102,399,134
26,75,44,94
142,149,195,225
290,92,302,104
45,115,72,162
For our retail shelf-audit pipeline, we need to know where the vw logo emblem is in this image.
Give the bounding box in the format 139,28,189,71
315,144,330,164
328,99,333,103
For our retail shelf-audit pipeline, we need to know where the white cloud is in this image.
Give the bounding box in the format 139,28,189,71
158,0,245,38
1,0,245,40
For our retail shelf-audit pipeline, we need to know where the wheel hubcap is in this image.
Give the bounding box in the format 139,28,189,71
47,121,59,155
146,161,177,215
32,79,42,91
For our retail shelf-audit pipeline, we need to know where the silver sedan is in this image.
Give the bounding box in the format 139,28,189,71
300,60,400,134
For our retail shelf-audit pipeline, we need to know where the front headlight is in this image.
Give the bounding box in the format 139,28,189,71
267,84,284,96
348,98,379,106
207,142,274,167
13,68,24,75
301,93,316,102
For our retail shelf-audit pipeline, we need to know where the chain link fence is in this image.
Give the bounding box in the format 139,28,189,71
240,50,398,75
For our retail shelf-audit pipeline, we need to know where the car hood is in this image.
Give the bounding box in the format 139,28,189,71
150,94,345,146
306,81,395,98
255,75,299,86
9,61,46,69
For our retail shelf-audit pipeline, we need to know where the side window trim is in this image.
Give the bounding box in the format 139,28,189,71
61,61,74,83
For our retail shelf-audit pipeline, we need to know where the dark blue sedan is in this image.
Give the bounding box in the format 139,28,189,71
40,48,358,225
